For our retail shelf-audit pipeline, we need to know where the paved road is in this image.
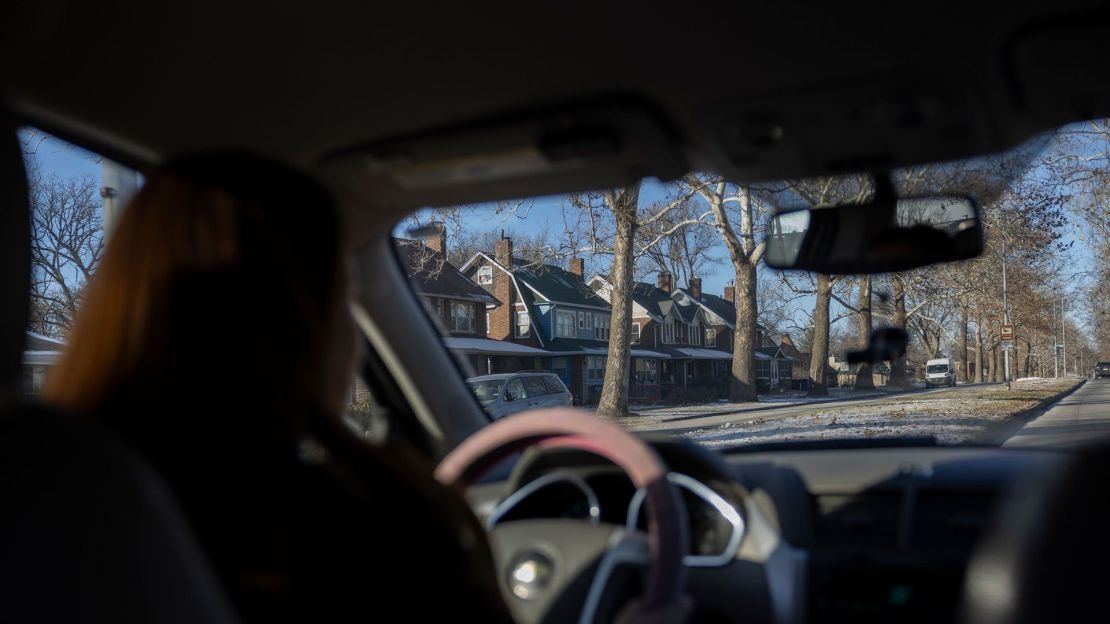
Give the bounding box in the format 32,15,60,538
640,382,989,435
1004,379,1110,449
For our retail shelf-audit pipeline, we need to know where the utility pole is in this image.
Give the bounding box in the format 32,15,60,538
1002,229,1011,390
1053,298,1059,378
1062,294,1068,378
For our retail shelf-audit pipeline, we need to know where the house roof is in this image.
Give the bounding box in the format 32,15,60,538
443,337,550,356
512,259,609,309
629,281,670,320
542,337,668,359
25,331,66,351
755,345,791,360
676,287,736,327
395,239,498,304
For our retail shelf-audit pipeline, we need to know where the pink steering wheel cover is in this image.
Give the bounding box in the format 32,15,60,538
435,407,687,610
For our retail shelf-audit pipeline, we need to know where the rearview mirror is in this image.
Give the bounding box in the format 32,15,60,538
765,195,982,274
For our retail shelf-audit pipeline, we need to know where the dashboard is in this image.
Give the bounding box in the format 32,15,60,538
465,439,1064,623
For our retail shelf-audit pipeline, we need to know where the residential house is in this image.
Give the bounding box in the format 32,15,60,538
778,333,810,390
22,331,65,395
462,235,665,405
396,228,547,376
674,278,794,392
589,272,728,400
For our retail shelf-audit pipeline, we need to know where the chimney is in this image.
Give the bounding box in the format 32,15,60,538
724,280,735,303
490,234,515,341
658,271,673,293
494,234,513,268
689,277,702,300
424,221,447,257
569,257,585,278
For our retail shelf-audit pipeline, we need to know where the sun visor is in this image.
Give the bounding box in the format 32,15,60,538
321,98,687,209
1007,13,1110,126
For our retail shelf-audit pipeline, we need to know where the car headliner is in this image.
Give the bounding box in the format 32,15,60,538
5,1,1110,234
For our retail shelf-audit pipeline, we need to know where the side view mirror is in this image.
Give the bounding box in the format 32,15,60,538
504,392,517,402
765,195,983,274
847,327,908,365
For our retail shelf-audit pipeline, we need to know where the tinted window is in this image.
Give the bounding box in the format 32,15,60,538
506,378,526,400
544,376,567,394
523,377,548,397
927,364,949,373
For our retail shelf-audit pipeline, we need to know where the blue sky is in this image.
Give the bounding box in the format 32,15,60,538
20,129,102,180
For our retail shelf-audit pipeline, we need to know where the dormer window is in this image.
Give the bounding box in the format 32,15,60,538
476,265,493,285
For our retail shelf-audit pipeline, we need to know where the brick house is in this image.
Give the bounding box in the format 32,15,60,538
589,272,727,401
396,230,547,377
672,278,794,392
462,236,665,405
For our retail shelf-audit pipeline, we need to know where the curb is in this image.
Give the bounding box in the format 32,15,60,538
981,379,1088,445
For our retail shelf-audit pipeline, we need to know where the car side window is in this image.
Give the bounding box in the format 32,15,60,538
544,376,567,394
506,378,526,401
523,377,548,397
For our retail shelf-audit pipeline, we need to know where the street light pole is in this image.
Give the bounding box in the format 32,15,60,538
1002,230,1011,390
1062,294,1068,378
1053,298,1059,378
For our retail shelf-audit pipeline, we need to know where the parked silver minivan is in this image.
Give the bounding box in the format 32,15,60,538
466,372,573,419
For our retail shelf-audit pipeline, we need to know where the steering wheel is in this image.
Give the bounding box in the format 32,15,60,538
435,408,690,624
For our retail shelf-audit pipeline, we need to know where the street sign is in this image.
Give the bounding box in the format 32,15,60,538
1001,341,1015,351
1000,324,1014,341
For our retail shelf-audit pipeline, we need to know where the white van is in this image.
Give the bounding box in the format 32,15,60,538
925,358,956,388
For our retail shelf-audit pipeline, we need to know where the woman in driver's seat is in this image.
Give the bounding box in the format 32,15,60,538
44,153,511,622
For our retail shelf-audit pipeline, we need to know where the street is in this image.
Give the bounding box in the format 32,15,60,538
1004,379,1110,448
630,382,990,435
614,378,1083,448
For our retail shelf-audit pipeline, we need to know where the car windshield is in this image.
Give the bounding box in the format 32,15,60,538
394,117,1110,450
467,379,505,403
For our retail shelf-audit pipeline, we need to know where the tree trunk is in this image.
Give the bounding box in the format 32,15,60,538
729,261,758,401
597,184,641,417
854,275,874,389
975,314,985,383
888,279,910,387
1023,340,1033,378
994,341,1003,381
957,306,969,382
808,274,832,397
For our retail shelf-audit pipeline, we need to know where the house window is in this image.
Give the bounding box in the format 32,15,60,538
516,311,530,337
556,310,576,338
705,328,716,348
486,311,491,335
578,311,586,329
635,359,657,385
450,302,476,333
585,312,592,331
477,265,493,285
433,298,444,321
662,321,675,344
551,357,569,380
593,313,610,340
631,322,641,343
587,356,607,381
689,323,701,346
756,360,771,378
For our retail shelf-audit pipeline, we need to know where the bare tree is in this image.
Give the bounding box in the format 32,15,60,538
28,174,104,336
679,176,772,401
564,184,700,417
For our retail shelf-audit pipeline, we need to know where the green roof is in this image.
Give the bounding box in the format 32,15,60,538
512,259,609,309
